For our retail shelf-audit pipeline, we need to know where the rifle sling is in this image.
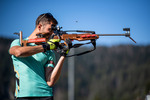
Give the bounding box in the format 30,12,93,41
66,39,96,57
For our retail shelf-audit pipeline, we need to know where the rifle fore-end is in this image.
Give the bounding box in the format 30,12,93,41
53,34,99,41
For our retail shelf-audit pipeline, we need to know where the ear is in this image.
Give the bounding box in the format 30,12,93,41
37,24,42,31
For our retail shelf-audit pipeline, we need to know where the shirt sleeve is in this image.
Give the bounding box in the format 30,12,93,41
8,39,20,54
45,50,56,68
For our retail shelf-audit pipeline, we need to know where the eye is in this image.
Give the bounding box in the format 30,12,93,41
51,24,56,27
51,24,56,28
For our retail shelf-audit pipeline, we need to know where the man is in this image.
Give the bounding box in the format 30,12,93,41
9,13,67,100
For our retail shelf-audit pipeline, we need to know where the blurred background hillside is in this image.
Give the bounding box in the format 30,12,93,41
0,37,150,100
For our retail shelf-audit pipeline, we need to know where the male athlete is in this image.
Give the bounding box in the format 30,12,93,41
9,13,68,100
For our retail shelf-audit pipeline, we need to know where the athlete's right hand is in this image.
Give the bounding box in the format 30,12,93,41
42,39,61,51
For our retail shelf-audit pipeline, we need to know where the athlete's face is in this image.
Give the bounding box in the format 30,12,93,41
38,22,56,39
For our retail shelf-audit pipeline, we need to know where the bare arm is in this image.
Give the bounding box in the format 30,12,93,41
45,56,65,86
9,45,44,57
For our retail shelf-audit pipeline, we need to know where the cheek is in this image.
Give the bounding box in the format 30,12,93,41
42,28,50,33
40,27,46,32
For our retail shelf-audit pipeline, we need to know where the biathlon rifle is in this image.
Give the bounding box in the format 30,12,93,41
14,27,136,57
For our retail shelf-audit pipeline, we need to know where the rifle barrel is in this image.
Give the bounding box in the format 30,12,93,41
97,33,136,43
97,33,128,36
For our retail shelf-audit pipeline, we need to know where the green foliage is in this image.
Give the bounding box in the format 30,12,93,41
0,37,150,100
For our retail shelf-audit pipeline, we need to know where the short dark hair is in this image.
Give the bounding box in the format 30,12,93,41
35,13,58,27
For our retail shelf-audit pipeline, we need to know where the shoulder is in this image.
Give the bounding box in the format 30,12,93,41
12,39,20,43
10,39,20,47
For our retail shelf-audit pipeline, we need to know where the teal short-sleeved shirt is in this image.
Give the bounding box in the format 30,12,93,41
9,38,56,97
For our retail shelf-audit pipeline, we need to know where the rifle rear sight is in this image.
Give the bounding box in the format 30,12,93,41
52,26,62,31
